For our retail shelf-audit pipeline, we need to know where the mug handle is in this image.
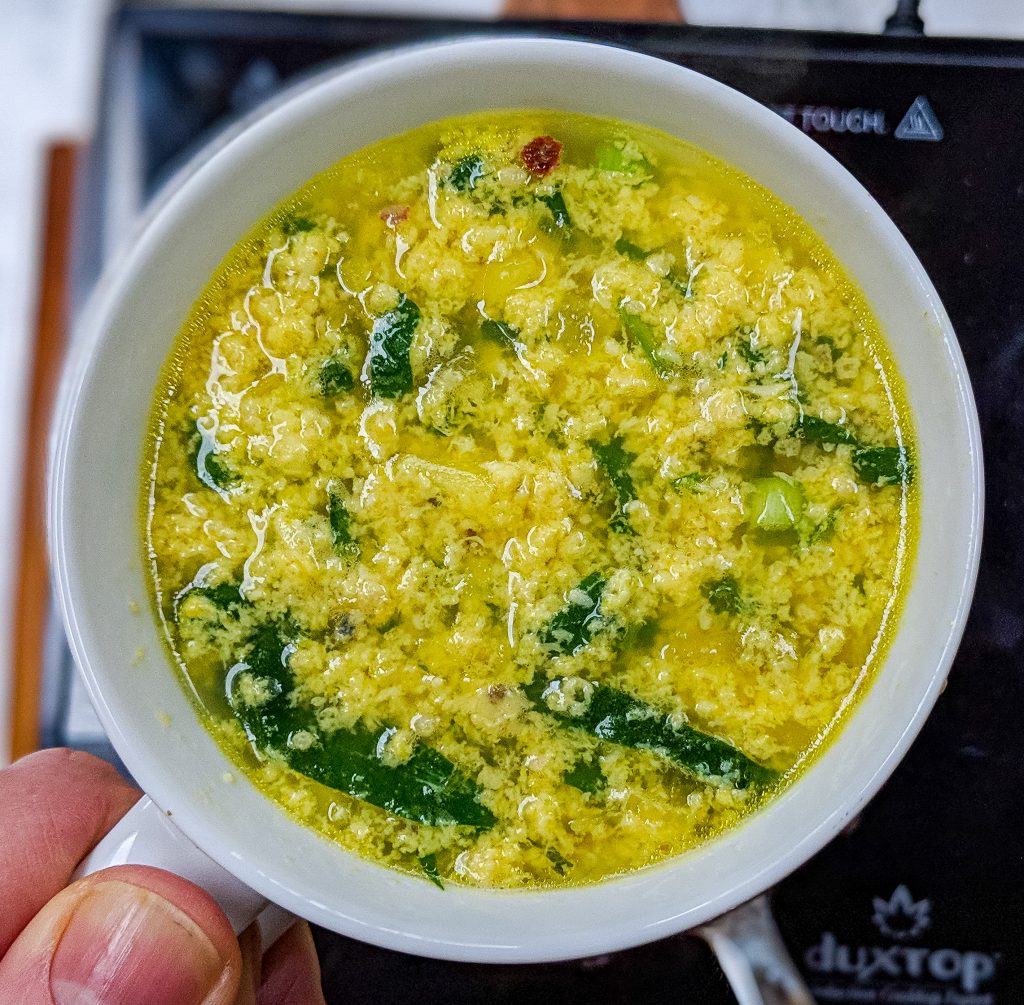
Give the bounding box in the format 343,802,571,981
73,795,295,946
695,895,816,1005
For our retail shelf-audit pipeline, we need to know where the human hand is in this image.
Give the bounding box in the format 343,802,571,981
0,748,327,1004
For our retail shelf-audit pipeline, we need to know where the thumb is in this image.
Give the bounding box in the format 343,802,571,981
0,865,242,1005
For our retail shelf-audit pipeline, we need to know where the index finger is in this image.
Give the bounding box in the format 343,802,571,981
0,747,140,956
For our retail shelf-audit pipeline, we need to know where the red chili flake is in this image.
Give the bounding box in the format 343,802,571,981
379,204,409,225
520,135,562,177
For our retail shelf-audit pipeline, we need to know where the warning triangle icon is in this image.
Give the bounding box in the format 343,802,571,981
894,95,944,141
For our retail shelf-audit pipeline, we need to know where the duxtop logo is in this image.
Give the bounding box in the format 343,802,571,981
804,885,999,1003
872,885,932,941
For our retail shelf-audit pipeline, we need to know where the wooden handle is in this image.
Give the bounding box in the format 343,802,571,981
10,143,78,761
502,0,683,22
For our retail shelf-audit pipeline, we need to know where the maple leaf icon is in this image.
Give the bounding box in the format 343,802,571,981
872,885,931,940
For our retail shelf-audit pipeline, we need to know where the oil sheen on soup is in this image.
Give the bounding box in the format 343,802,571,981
145,111,916,889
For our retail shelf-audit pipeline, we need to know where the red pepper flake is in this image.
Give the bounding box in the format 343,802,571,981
520,135,562,177
379,204,409,225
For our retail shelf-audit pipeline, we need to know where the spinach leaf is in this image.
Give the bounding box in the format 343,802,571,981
229,624,495,829
366,295,420,399
591,436,638,534
480,318,520,348
614,239,694,298
537,190,572,232
563,756,606,794
199,583,243,608
530,677,776,790
806,505,841,546
319,354,354,397
192,421,236,493
852,445,909,487
796,415,911,487
668,267,699,299
815,334,842,361
377,613,402,635
736,328,768,368
539,572,608,656
447,155,485,191
419,853,445,890
529,577,772,791
701,575,745,616
328,490,359,558
281,215,316,235
615,237,648,260
795,414,856,445
546,848,572,875
618,306,677,378
298,726,495,830
173,580,247,623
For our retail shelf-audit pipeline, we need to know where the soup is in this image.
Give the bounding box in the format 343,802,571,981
144,111,915,889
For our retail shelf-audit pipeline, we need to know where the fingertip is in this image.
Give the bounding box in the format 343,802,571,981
88,864,242,966
0,866,243,1005
9,748,138,808
257,922,326,1005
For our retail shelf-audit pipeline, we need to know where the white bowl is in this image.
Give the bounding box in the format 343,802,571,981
49,37,982,963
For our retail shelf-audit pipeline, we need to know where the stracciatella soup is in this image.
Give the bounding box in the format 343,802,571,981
145,111,915,889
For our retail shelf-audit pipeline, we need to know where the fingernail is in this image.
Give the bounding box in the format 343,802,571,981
51,880,227,1005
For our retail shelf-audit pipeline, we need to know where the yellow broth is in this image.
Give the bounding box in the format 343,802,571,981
144,111,916,888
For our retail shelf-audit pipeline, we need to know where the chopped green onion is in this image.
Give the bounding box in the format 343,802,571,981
618,306,678,378
746,474,804,532
595,140,652,178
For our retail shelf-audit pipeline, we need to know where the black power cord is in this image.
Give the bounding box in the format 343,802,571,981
884,0,925,35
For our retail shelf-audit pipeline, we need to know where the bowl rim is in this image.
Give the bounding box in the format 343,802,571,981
48,35,984,963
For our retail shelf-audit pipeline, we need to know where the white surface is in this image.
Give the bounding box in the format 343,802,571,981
682,0,894,32
682,0,1024,35
49,37,981,962
138,0,503,15
921,0,1024,37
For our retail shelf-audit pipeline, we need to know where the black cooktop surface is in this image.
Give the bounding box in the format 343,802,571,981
63,9,1024,1002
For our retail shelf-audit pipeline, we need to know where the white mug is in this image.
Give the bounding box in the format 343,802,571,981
49,35,982,989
